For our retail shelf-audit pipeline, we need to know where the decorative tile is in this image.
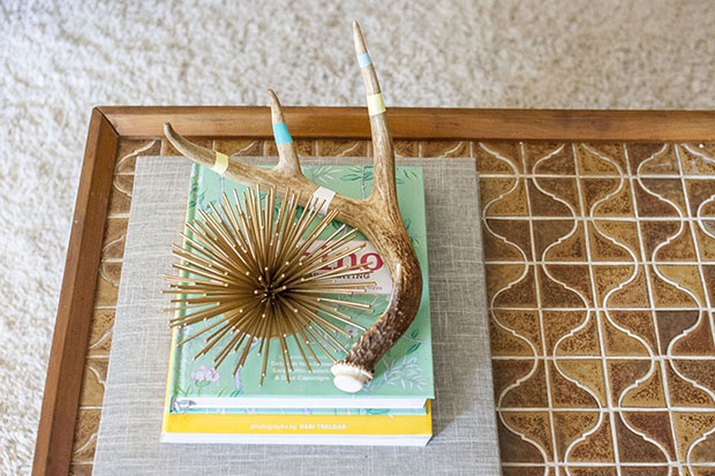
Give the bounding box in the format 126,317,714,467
672,360,715,395
72,409,101,463
622,411,677,461
614,412,669,463
392,140,418,158
552,411,601,458
78,359,108,408
497,416,545,463
106,178,132,216
577,143,627,176
87,309,114,358
592,265,647,308
93,262,121,307
474,142,521,174
567,414,615,462
214,139,263,157
633,179,681,217
547,312,599,356
664,361,714,407
490,309,541,356
549,363,600,408
538,264,592,307
672,412,715,462
115,139,161,174
619,364,666,407
607,360,652,404
523,142,570,175
502,466,549,476
533,219,580,260
494,359,548,408
263,139,315,157
684,178,715,216
568,466,618,476
489,264,537,308
539,177,580,212
588,220,638,262
627,144,676,176
480,177,529,217
581,178,632,217
527,178,573,216
607,310,658,355
639,220,688,261
315,139,369,157
679,144,715,176
649,264,703,308
602,314,650,357
621,467,670,476
661,310,715,357
483,218,531,262
69,464,93,476
500,411,554,462
419,140,468,158
101,217,128,261
489,315,537,357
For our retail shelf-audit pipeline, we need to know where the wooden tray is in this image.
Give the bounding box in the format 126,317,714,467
34,107,715,475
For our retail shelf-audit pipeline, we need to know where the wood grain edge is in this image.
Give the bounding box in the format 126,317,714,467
100,106,715,141
33,108,118,476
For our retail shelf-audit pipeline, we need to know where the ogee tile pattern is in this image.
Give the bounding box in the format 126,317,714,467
72,138,715,475
477,142,715,475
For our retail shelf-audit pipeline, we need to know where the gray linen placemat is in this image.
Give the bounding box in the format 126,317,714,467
93,156,499,475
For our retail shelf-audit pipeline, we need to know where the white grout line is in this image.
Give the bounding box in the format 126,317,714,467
625,144,683,474
485,260,715,266
492,355,715,361
490,307,715,312
498,407,715,413
483,216,715,222
479,173,715,180
478,143,551,469
520,142,562,473
572,144,623,475
501,462,715,468
673,144,715,470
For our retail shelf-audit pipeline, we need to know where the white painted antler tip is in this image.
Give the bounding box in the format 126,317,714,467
267,90,284,123
267,89,279,103
352,21,367,54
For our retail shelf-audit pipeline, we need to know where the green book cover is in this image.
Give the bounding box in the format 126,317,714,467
167,163,433,410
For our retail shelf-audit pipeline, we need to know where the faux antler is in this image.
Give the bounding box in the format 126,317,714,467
163,21,422,393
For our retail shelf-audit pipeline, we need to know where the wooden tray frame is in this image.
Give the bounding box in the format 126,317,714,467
33,106,715,475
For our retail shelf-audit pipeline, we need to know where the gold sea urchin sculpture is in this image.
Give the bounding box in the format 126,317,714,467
164,185,375,385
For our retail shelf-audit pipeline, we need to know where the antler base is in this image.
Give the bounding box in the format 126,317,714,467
330,362,374,393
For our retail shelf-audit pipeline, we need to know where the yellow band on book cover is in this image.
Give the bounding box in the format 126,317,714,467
163,402,432,436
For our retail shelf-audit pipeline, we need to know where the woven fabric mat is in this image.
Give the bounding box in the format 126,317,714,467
93,156,499,475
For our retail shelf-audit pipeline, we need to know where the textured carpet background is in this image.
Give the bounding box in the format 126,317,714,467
1,0,714,472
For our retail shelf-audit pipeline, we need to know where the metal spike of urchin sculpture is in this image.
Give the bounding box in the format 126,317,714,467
164,185,375,386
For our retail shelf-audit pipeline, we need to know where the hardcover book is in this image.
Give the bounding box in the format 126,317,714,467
163,163,434,413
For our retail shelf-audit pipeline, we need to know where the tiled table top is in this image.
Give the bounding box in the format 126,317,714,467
71,139,715,475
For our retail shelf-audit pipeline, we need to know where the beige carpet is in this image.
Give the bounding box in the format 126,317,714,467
1,0,714,472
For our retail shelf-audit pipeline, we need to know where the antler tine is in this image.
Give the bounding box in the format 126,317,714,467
352,21,396,205
164,123,219,170
268,89,302,177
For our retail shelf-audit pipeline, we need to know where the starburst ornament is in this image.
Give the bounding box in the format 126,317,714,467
164,185,375,385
